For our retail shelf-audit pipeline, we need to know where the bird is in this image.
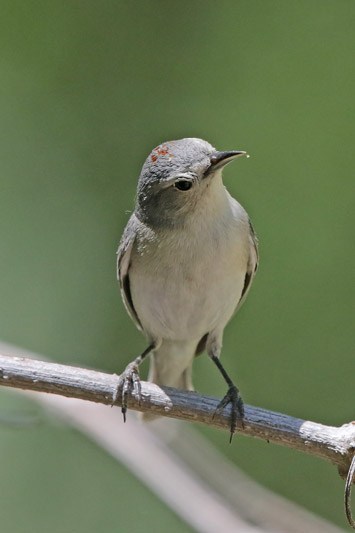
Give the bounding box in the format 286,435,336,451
115,137,258,441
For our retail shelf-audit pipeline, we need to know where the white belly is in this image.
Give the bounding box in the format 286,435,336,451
129,215,249,341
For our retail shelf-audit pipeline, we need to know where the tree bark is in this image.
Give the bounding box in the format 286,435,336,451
0,352,354,480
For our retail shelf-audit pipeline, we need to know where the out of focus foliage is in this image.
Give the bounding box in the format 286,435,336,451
0,1,354,531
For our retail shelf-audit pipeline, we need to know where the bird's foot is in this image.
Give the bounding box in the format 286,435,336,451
214,385,244,443
112,362,142,422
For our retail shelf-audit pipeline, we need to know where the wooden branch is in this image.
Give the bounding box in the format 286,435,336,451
0,353,354,479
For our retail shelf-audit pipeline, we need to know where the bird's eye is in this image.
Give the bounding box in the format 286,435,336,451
174,179,192,191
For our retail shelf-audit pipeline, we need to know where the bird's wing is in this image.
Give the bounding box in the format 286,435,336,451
236,219,259,311
117,213,143,331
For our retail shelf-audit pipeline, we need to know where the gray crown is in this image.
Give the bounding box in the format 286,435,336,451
139,138,215,186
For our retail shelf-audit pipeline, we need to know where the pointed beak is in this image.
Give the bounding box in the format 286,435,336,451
205,151,247,176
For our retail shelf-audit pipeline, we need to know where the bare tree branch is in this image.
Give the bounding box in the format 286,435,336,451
2,342,342,533
0,352,354,480
29,394,344,533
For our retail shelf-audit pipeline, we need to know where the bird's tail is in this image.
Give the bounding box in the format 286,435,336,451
141,339,198,422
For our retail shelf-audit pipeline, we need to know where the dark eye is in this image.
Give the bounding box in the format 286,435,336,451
174,180,192,191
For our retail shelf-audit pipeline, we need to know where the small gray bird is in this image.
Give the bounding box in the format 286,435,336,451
116,137,258,440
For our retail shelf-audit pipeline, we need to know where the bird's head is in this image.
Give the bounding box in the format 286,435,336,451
135,138,247,227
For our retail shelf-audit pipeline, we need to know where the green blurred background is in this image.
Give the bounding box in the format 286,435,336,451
0,1,354,531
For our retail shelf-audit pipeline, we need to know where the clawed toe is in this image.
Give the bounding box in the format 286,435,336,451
214,385,244,442
112,362,142,422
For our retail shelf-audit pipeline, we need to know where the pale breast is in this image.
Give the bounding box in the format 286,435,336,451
129,206,250,341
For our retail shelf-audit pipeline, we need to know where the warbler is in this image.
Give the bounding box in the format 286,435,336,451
116,137,258,440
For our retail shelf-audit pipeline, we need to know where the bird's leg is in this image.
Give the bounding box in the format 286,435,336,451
211,355,244,442
113,342,156,422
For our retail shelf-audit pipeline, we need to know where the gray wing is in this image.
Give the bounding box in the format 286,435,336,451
236,219,259,311
117,213,143,331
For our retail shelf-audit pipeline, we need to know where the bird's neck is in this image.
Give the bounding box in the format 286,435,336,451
199,171,230,217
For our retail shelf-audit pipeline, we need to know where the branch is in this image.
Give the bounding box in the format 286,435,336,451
0,353,354,478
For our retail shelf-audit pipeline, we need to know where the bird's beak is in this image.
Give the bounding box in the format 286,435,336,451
206,151,247,176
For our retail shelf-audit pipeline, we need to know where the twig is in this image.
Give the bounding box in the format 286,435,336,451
0,352,354,481
346,455,355,528
29,394,343,533
0,341,345,532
